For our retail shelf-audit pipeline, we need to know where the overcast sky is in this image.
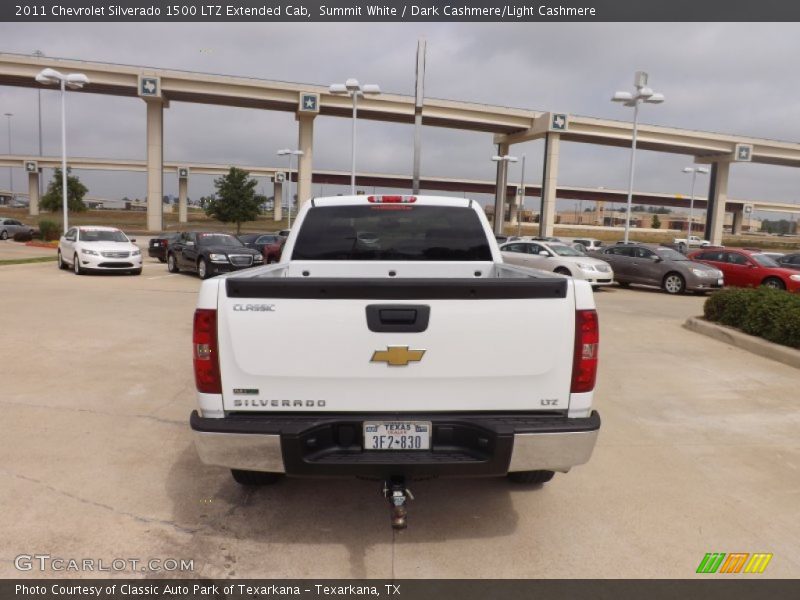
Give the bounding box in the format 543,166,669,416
0,22,799,218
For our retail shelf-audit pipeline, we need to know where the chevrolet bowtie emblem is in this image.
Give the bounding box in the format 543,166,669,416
371,346,426,367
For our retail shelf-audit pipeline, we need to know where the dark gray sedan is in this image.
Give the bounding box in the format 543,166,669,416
598,244,724,294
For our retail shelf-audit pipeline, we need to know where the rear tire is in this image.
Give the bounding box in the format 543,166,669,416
167,253,180,273
662,272,686,295
762,277,785,290
57,250,68,270
231,469,282,486
617,281,630,288
158,257,166,263
0,230,7,240
507,470,555,485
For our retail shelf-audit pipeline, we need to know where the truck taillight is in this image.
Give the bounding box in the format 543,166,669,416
571,309,599,394
193,309,221,394
367,195,416,203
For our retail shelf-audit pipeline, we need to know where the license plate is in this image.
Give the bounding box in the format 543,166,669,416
363,421,431,451
717,278,724,286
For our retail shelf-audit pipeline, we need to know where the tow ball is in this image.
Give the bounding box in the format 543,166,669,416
382,477,414,530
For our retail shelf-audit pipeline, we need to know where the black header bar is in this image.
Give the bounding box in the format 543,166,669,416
4,0,800,22
3,580,800,600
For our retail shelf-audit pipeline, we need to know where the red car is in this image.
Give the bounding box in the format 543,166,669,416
689,248,800,292
237,233,284,263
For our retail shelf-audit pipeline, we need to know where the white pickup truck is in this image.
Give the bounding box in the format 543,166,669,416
190,195,601,527
673,235,711,249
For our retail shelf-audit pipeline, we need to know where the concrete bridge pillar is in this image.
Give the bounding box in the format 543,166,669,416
731,206,744,235
704,161,729,246
509,188,519,223
178,172,188,224
28,171,39,217
296,113,315,208
273,176,283,222
493,142,510,235
539,132,560,238
145,100,164,232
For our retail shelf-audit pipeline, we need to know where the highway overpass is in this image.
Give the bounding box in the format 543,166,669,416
3,52,800,242
2,153,797,235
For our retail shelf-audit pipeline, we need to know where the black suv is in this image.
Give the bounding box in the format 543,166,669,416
166,232,263,279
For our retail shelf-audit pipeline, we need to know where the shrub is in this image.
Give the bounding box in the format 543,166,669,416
704,287,800,349
38,219,62,241
13,231,33,242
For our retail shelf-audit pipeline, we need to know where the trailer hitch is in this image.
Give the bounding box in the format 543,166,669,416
382,477,414,530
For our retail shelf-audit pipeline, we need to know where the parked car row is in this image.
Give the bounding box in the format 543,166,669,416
53,224,800,293
58,227,287,278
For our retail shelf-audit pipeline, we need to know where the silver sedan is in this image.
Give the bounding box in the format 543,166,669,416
500,241,614,288
0,218,35,240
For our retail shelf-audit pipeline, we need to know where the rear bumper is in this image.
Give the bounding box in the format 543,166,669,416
686,278,724,291
190,410,600,478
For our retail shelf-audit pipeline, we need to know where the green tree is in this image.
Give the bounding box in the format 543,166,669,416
651,214,662,229
40,168,88,213
204,167,259,234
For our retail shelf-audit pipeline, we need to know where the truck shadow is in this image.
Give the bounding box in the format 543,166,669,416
167,445,523,577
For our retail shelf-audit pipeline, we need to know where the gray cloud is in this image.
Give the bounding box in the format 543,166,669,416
0,21,799,217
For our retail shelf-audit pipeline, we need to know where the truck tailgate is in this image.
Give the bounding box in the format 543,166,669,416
216,276,575,413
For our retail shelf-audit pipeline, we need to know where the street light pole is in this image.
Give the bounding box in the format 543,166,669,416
517,155,526,237
34,67,90,232
612,71,665,244
33,51,44,160
682,166,709,252
329,79,381,195
351,91,357,194
59,79,68,230
3,113,12,193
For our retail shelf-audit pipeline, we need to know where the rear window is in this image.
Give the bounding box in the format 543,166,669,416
292,205,492,261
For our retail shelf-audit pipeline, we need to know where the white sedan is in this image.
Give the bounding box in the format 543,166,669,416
500,240,614,287
57,226,143,275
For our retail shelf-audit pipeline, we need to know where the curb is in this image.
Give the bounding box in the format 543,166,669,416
24,241,58,249
683,317,800,370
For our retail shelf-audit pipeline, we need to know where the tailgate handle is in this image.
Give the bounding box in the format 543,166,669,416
366,304,430,333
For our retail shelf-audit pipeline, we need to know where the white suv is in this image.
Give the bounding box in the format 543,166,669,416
58,226,143,275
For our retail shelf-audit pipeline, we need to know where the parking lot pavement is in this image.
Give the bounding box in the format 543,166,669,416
1,267,798,579
0,239,56,260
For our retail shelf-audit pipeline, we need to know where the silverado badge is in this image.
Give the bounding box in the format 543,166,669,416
371,346,426,367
